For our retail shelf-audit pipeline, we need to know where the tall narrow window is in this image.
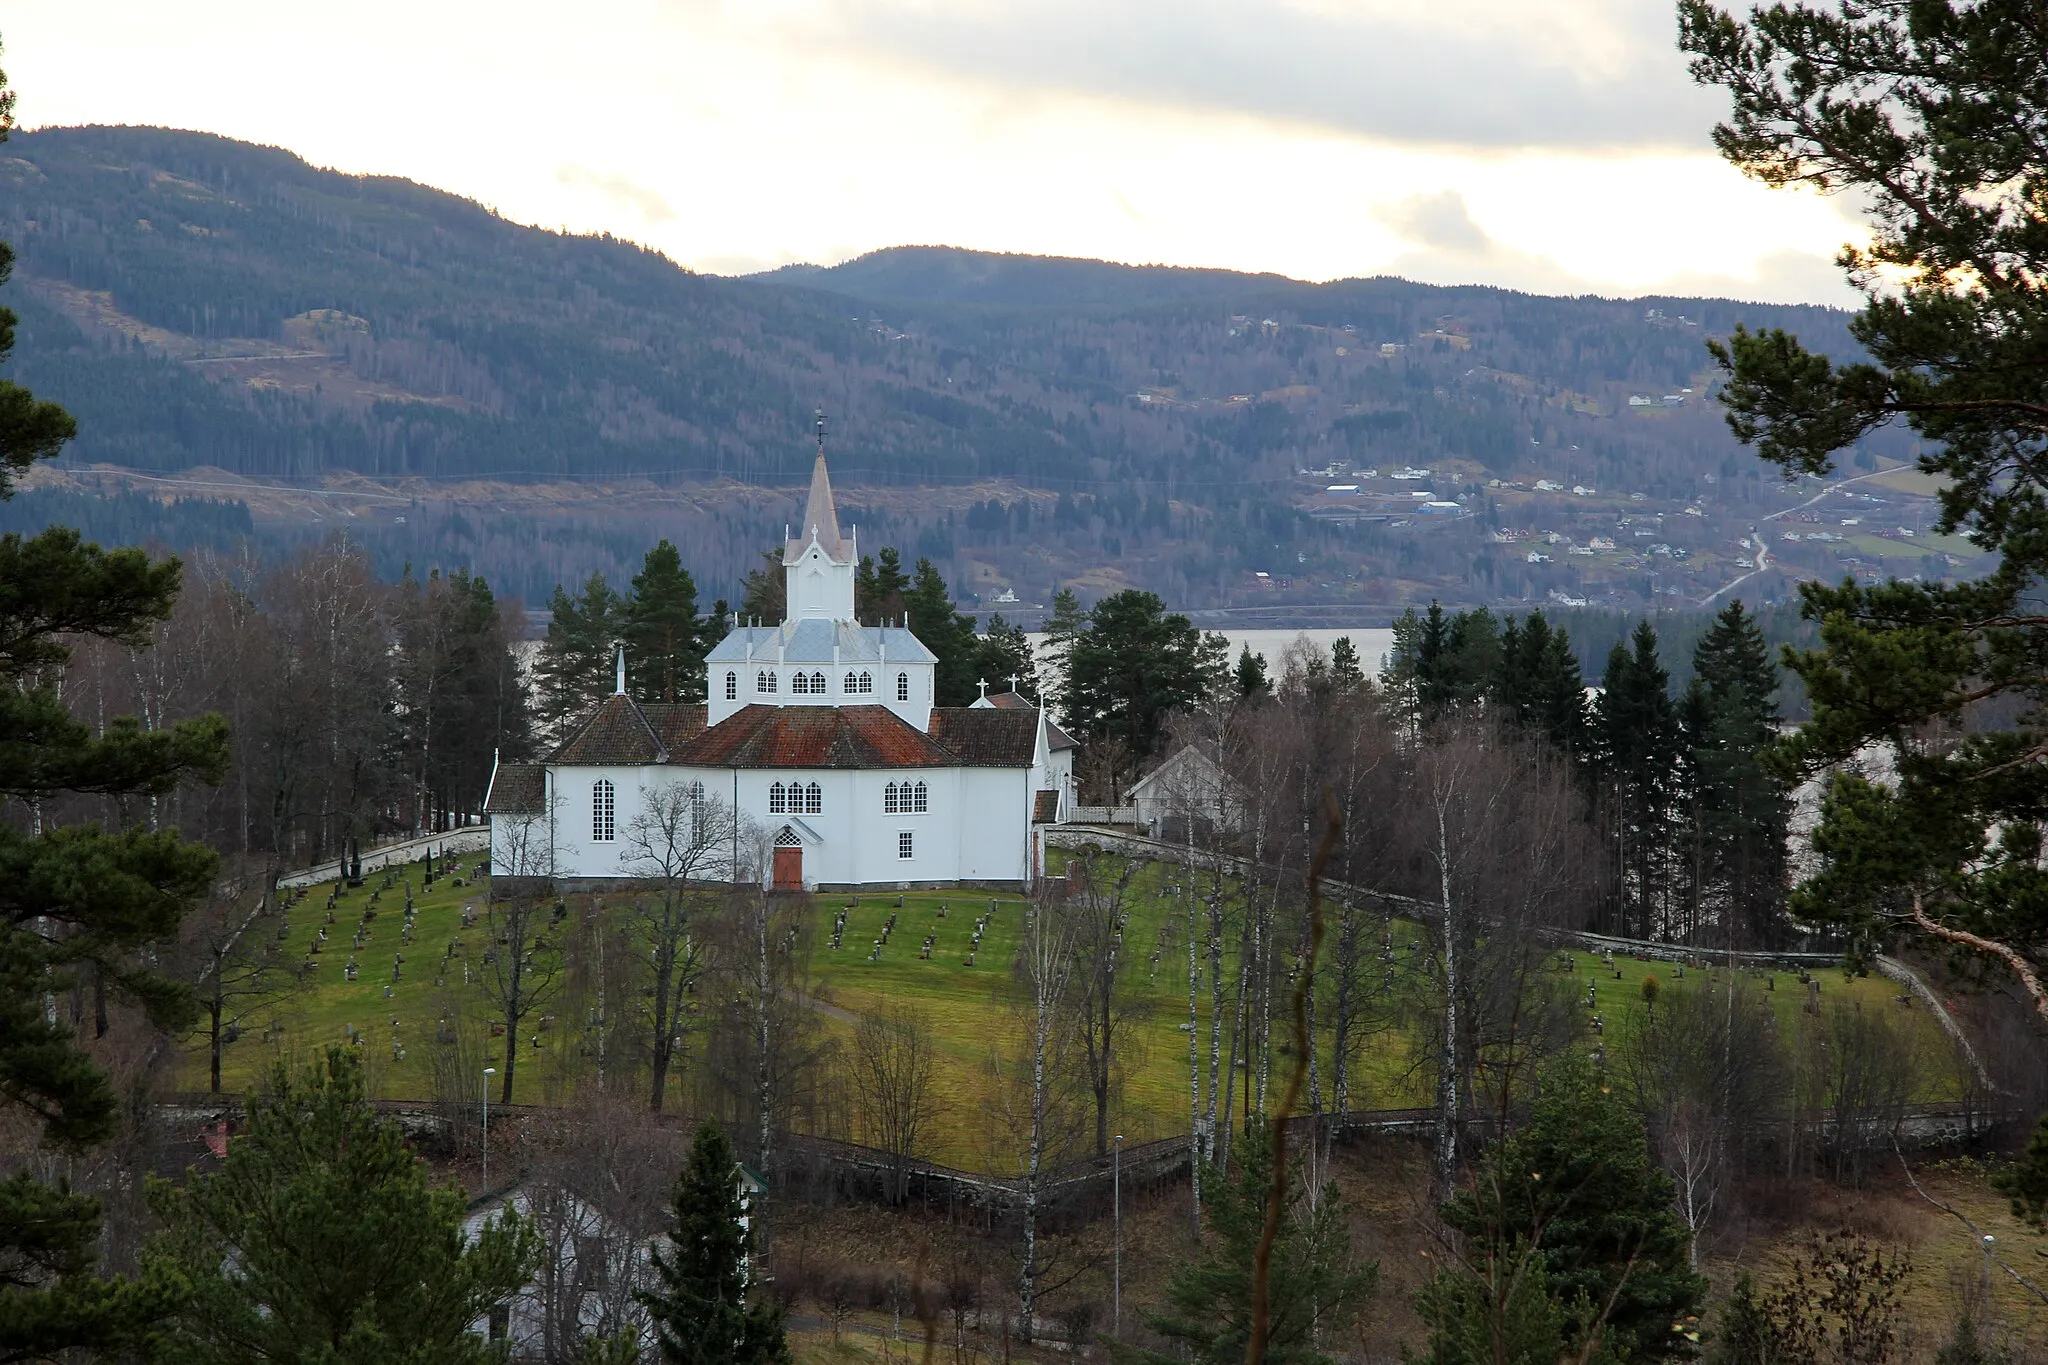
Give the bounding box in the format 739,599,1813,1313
898,831,914,860
768,782,787,814
803,782,823,815
858,671,873,694
592,779,615,842
811,671,826,694
896,672,909,702
912,780,929,813
884,781,900,814
725,671,737,700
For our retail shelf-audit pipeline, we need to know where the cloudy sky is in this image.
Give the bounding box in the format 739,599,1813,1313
5,1,1862,304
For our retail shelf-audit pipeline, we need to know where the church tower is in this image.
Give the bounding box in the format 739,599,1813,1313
784,415,856,622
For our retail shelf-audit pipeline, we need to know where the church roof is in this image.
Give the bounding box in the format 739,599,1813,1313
672,705,962,769
483,763,545,815
642,703,708,751
979,690,1078,751
927,707,1040,767
785,452,850,563
549,693,668,765
705,619,937,666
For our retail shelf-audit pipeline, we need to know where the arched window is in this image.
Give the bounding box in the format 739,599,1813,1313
812,671,826,694
803,782,823,815
724,671,737,700
896,672,910,702
792,670,824,695
912,780,929,813
858,671,873,694
758,671,778,695
768,782,787,814
884,781,901,815
592,779,615,842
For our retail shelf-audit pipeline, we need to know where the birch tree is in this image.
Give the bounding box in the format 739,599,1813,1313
617,780,734,1111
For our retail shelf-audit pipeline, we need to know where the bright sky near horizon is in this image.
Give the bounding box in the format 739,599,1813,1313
4,1,1864,305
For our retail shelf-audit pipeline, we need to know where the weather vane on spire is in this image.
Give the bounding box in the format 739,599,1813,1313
815,407,827,456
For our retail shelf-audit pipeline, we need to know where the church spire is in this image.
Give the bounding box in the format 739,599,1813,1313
786,409,849,564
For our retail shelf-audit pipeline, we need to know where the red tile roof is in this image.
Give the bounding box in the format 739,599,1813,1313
484,763,545,815
550,694,666,764
1033,789,1060,824
929,707,1039,767
642,703,707,752
672,705,966,769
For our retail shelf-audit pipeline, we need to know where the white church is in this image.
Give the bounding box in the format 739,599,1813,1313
485,448,1076,891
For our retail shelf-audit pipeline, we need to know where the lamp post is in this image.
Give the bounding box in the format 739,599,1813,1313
1113,1133,1124,1338
482,1067,497,1186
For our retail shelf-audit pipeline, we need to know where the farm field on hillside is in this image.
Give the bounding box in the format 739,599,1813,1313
184,850,1964,1167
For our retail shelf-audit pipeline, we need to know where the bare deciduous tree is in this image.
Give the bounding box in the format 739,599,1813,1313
616,780,735,1111
850,1000,942,1204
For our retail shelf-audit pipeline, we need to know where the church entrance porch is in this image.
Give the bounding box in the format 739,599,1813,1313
772,829,803,891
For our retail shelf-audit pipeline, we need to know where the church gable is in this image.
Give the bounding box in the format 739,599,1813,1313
550,693,666,765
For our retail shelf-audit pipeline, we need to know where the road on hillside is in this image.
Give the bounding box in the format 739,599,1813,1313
1698,467,1898,606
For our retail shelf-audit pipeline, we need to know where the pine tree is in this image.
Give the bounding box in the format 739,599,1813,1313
627,539,710,704
1593,622,1682,938
0,66,232,1350
1678,0,2048,1033
1064,590,1228,761
975,613,1039,700
144,1049,537,1364
1429,1052,1704,1364
641,1123,790,1365
534,572,623,736
1330,636,1365,689
1233,645,1271,698
1114,1119,1376,1365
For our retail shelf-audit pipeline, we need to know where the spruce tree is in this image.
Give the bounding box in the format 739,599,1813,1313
903,557,981,705
1429,1052,1704,1364
534,571,623,735
1682,602,1788,945
1064,591,1228,760
144,1049,536,1364
641,1123,789,1365
0,60,232,1350
1114,1119,1376,1365
627,539,710,704
736,548,785,624
1233,645,1271,698
1593,623,1682,938
854,546,909,623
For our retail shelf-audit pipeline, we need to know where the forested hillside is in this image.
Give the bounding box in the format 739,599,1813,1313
0,125,1920,612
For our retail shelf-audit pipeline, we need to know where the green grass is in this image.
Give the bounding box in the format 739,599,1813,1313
188,851,1963,1165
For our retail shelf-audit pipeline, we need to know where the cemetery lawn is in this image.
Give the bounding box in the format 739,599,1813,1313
184,851,1962,1167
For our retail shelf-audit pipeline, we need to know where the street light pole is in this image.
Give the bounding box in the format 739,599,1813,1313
482,1066,497,1186
1113,1133,1124,1338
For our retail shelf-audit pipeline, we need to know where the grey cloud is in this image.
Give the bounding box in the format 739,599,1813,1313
813,0,1729,152
1370,188,1595,294
1377,190,1492,253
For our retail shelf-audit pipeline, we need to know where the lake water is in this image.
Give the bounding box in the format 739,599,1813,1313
1025,627,1397,676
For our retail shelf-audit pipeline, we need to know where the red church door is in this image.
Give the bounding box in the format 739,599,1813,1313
772,846,803,891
